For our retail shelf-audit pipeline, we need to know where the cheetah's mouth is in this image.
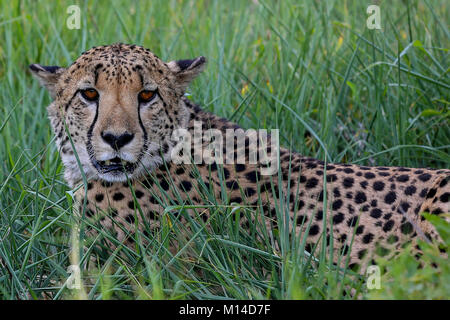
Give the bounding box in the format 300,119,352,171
92,157,137,174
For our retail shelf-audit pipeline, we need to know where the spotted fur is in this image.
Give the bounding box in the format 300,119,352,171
30,44,449,272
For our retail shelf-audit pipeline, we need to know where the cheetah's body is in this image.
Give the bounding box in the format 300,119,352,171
30,44,450,272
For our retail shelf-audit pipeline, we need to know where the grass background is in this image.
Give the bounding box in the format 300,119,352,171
0,0,449,299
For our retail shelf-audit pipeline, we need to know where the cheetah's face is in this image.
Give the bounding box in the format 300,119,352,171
30,44,205,185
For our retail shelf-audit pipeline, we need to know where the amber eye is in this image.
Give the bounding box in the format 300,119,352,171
138,90,155,103
81,88,99,101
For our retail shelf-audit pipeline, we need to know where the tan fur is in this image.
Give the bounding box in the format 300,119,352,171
30,44,450,273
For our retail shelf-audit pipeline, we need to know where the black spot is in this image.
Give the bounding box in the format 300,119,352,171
431,208,443,215
261,181,278,194
358,249,367,260
235,164,246,172
397,202,410,214
222,168,230,180
396,175,409,182
426,188,437,199
110,208,118,217
309,224,320,236
360,181,368,189
364,172,376,179
362,233,374,244
149,196,159,204
439,178,448,188
418,173,432,182
241,187,254,197
142,178,154,189
95,194,104,202
160,180,169,191
175,167,185,175
180,180,193,191
373,181,385,191
382,220,395,232
125,214,135,224
305,162,317,169
305,177,319,189
128,201,135,210
245,171,260,183
356,225,364,235
343,168,354,174
297,215,308,225
113,192,125,201
316,210,323,221
383,213,392,220
404,185,416,196
226,180,240,190
332,199,343,210
347,216,358,227
87,183,93,190
333,187,341,198
440,192,449,203
326,174,338,182
400,222,413,234
370,208,382,219
349,263,360,272
298,200,305,210
145,210,156,219
384,191,396,204
354,192,367,204
342,177,354,188
333,212,345,224
419,188,428,198
230,197,242,203
86,209,95,218
135,190,144,198
376,246,390,257
340,244,349,256
338,234,347,243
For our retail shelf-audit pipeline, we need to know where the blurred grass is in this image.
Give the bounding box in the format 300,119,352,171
0,0,449,299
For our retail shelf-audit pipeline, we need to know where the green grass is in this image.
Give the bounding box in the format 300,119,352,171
0,0,449,300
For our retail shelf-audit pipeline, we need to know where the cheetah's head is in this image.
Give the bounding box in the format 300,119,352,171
30,44,205,186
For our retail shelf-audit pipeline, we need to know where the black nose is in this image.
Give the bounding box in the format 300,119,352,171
101,131,134,150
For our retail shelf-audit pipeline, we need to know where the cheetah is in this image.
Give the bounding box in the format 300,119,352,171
30,43,449,273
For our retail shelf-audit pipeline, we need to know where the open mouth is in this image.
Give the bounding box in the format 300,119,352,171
92,157,137,174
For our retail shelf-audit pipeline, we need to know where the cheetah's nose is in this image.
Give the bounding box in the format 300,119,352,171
101,131,134,150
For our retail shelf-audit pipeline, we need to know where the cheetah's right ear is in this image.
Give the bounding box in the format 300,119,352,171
167,56,206,91
29,64,65,99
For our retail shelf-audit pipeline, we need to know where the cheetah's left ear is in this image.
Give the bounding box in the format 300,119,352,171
167,56,206,90
29,64,65,99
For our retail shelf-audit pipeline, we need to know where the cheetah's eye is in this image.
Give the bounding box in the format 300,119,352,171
81,88,99,101
138,90,156,103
